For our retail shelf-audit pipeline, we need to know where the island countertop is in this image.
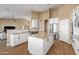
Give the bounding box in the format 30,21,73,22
28,33,54,55
29,33,54,39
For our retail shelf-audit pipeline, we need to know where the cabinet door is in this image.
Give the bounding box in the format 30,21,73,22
59,32,69,42
0,33,2,39
23,34,27,40
14,34,20,45
59,20,70,43
73,42,79,55
20,33,27,43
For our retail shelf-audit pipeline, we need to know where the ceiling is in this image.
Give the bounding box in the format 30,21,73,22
0,4,60,19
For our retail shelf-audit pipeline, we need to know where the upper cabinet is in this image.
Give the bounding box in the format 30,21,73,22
72,6,79,35
73,9,79,27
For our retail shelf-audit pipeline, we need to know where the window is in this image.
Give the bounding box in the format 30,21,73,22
32,20,38,28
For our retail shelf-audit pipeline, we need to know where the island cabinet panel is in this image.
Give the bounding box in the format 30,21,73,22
28,35,54,55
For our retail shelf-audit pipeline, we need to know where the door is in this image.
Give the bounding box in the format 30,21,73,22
59,20,70,44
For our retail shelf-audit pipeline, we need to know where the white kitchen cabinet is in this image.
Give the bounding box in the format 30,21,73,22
72,36,79,55
59,20,71,44
0,32,6,40
10,34,20,47
28,34,54,55
20,33,28,43
14,34,21,46
10,33,28,47
0,33,4,40
72,6,79,55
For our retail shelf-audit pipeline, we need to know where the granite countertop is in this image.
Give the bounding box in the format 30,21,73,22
12,32,29,34
29,34,48,39
29,33,54,39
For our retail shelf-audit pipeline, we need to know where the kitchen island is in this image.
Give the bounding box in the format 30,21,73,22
7,30,29,47
28,33,54,55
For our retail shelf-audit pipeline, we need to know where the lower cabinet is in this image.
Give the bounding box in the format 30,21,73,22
10,33,28,47
20,33,28,43
72,37,79,55
0,32,6,40
72,43,79,55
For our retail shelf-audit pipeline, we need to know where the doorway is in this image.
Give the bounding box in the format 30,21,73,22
44,20,48,33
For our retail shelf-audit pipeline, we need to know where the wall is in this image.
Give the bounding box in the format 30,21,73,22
31,5,79,34
2,4,78,33
39,10,50,33
30,10,50,34
39,10,49,20
0,18,30,32
50,4,79,42
50,4,79,19
50,8,59,18
30,11,39,29
31,11,39,19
